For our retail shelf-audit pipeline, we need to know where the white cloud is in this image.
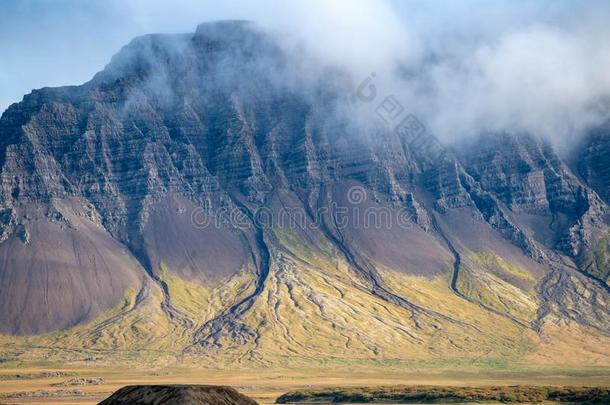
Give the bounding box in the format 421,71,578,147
414,22,610,146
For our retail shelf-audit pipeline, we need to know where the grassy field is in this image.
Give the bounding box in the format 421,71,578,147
1,362,610,404
0,230,609,403
276,385,610,403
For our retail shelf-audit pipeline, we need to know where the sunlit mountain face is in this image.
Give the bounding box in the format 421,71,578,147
0,20,608,369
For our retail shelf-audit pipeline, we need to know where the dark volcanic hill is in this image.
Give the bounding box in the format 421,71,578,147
0,21,608,364
99,385,258,405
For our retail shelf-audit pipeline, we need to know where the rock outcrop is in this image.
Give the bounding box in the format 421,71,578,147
99,385,258,405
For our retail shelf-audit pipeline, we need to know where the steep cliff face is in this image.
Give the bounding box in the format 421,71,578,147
0,21,608,363
575,122,610,205
457,133,606,258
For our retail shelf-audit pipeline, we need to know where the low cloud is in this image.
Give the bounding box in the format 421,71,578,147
412,22,610,147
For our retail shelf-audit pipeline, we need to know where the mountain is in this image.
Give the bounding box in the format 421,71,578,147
0,21,608,366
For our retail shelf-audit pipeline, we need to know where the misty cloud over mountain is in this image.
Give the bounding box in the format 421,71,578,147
2,0,610,149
